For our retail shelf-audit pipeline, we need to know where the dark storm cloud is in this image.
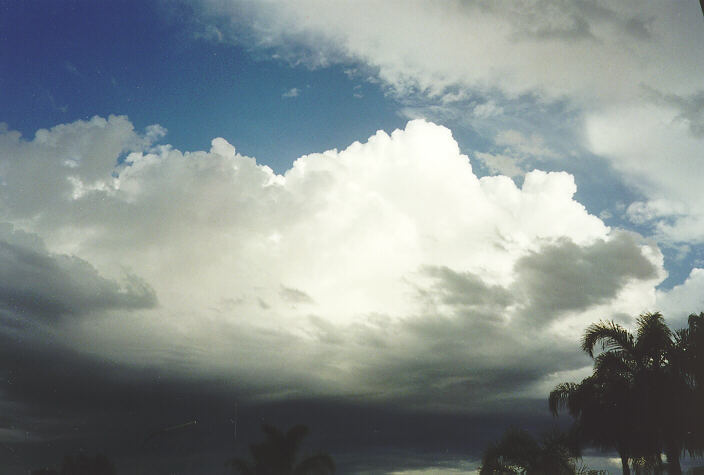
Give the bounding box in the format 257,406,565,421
0,223,646,472
420,266,513,309
514,231,658,324
334,305,589,414
333,233,658,415
417,233,658,333
0,224,156,322
0,329,558,474
0,331,242,472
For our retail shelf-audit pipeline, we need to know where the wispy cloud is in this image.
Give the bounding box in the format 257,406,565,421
282,87,300,98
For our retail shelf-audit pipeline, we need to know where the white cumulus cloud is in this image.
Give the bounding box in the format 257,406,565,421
194,0,704,247
0,116,673,408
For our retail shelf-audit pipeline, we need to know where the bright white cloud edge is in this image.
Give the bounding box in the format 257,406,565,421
196,0,704,246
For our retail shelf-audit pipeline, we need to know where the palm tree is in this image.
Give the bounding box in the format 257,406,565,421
479,427,580,474
549,368,635,474
672,312,704,458
582,312,688,473
228,424,335,475
552,312,702,474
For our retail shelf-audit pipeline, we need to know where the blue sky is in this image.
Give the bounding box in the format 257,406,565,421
4,0,699,289
1,0,405,172
1,1,704,473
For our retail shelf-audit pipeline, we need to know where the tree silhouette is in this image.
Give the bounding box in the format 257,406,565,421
672,312,704,458
550,368,635,474
228,424,335,475
479,427,582,474
584,313,688,473
551,312,704,474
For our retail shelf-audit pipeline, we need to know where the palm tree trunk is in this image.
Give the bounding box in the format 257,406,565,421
620,453,631,475
664,446,682,475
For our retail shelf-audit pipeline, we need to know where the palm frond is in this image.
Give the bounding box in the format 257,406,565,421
636,312,670,341
688,312,704,331
230,424,334,475
634,312,673,365
581,320,635,358
549,383,578,416
593,350,632,377
479,441,519,474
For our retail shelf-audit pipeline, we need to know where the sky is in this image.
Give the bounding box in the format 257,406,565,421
0,1,703,473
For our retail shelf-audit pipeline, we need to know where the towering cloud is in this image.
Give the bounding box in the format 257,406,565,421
0,117,665,408
194,0,704,246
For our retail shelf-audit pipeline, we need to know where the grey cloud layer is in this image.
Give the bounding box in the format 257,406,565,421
418,231,660,328
0,224,155,322
514,232,659,323
198,0,703,102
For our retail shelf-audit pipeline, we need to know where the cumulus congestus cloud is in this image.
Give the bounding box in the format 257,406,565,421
0,116,666,410
195,0,704,250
